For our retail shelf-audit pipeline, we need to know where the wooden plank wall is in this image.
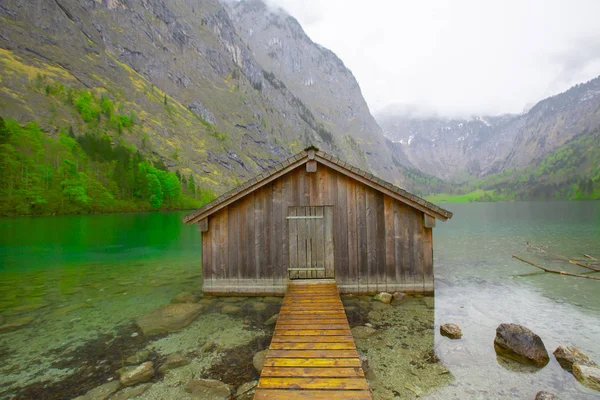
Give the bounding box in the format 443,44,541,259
201,164,434,295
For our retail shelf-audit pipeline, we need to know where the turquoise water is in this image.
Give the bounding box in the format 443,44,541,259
0,203,599,399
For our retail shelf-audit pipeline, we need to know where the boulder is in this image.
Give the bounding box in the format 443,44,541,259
573,364,600,391
391,292,406,305
351,326,376,339
440,323,462,339
136,303,203,335
0,316,34,334
171,292,200,304
553,346,596,372
235,380,258,400
253,350,267,372
186,379,231,399
125,350,150,365
373,292,392,304
158,353,190,373
264,314,278,326
110,383,152,400
535,392,561,400
74,381,120,400
221,304,241,314
493,323,549,367
120,362,154,386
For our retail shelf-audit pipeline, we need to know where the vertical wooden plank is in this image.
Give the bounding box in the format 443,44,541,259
356,184,368,294
375,191,386,292
393,201,403,289
319,164,328,206
219,208,229,281
384,196,396,292
303,170,311,206
202,230,211,293
306,207,313,279
282,175,291,282
228,203,238,286
324,205,335,279
239,197,247,282
423,226,434,293
297,207,307,279
402,203,415,291
288,207,298,279
211,213,219,282
246,192,256,280
310,168,318,205
346,180,358,291
366,188,377,294
264,184,273,287
413,210,425,292
272,178,283,288
315,206,325,279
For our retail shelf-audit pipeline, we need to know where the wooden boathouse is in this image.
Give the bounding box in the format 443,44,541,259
183,147,452,295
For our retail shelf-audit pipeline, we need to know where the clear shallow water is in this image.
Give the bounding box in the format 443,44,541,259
0,202,599,399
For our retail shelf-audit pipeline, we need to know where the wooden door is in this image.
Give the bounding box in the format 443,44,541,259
287,206,334,279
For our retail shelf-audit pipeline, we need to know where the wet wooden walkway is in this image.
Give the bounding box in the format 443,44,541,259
254,280,373,399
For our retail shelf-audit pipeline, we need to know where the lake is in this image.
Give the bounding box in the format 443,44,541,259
0,202,599,399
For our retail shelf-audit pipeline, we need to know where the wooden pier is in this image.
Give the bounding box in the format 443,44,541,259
254,280,373,399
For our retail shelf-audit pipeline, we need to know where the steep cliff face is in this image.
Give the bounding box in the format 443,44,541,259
380,77,600,181
225,0,401,181
0,0,415,198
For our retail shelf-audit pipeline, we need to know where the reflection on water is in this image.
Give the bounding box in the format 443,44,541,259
0,202,599,399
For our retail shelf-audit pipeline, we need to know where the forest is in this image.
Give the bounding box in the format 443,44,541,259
0,116,213,216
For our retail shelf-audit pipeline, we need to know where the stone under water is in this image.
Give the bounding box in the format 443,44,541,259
493,323,549,367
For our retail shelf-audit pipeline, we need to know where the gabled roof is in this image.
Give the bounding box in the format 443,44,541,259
183,147,453,224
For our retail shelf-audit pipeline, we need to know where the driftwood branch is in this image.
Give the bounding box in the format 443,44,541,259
569,260,600,272
512,255,600,281
584,254,598,261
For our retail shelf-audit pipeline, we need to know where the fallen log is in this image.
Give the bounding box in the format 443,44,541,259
512,255,600,281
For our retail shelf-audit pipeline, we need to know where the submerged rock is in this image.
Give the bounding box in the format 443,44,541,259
351,326,376,339
158,353,190,373
440,323,462,339
120,362,154,386
136,303,203,335
221,296,248,303
535,391,561,400
125,349,150,365
199,298,217,306
252,302,267,311
110,383,152,400
263,296,282,303
235,380,258,400
221,304,241,314
374,292,392,304
5,302,50,316
264,313,278,326
253,350,267,372
74,380,120,400
573,364,600,391
553,346,596,372
171,291,200,304
493,323,549,367
52,303,91,315
391,292,406,305
186,378,231,399
0,316,34,334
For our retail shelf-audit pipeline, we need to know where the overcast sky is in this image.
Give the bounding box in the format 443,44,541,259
266,0,600,118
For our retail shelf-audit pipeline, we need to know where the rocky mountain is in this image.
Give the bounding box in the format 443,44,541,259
0,0,418,207
379,76,600,182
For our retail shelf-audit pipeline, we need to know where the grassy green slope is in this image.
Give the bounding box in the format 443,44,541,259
426,128,600,203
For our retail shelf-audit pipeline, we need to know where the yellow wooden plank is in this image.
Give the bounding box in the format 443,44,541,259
269,342,356,350
257,377,369,390
274,329,351,336
263,358,362,367
275,324,349,330
271,336,354,343
267,349,359,358
277,319,349,325
254,389,372,400
261,366,364,377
